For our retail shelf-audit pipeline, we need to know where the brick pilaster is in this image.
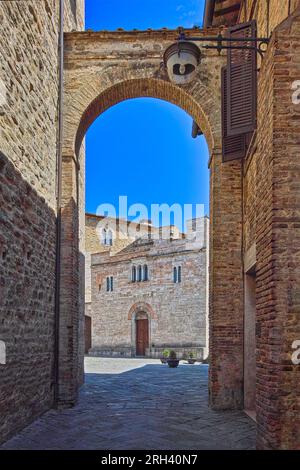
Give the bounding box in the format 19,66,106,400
209,151,244,410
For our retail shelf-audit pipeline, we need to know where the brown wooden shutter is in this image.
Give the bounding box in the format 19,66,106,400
227,20,257,136
221,67,246,162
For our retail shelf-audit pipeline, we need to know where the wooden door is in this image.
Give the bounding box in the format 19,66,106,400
84,315,92,354
136,318,149,356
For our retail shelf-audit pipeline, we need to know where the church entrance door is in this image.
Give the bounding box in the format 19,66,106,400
136,317,149,357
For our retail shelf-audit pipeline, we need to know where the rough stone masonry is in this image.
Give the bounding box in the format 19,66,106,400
0,0,84,444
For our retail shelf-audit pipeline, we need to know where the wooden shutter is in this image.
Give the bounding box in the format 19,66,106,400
227,20,257,136
222,67,246,162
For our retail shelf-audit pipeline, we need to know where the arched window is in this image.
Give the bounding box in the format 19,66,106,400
106,276,114,291
102,228,107,245
143,264,148,281
107,229,113,246
138,265,142,282
173,266,177,283
178,266,182,283
132,266,136,282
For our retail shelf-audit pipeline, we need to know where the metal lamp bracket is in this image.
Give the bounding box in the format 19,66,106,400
178,31,270,60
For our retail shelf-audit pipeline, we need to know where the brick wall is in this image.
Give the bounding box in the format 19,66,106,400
239,0,300,36
254,9,300,450
209,153,244,410
239,2,300,449
0,0,84,444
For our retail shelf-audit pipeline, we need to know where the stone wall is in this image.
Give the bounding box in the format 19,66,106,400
0,0,84,444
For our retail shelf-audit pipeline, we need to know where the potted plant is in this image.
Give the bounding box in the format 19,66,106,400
161,349,170,364
187,351,197,364
167,350,180,368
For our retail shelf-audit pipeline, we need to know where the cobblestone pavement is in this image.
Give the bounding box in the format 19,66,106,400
1,358,256,450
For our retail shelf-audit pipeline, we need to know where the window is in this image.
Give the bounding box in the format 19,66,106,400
107,229,113,246
143,265,148,281
102,228,107,245
102,228,113,246
132,264,149,282
173,266,182,283
173,266,177,283
178,266,182,283
106,276,114,292
138,265,142,282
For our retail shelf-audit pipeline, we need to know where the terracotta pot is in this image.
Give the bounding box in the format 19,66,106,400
167,359,180,368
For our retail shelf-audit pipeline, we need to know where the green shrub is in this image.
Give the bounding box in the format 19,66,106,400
188,351,196,359
162,349,170,358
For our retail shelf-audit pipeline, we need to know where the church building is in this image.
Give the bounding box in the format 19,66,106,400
84,214,209,359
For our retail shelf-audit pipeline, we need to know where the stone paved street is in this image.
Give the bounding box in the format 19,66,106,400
1,358,256,450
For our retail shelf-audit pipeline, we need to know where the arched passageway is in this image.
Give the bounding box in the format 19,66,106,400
58,29,244,416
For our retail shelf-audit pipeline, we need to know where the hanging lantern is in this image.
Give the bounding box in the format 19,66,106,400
163,41,201,85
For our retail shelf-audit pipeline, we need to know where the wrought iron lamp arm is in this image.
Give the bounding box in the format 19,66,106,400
178,32,270,60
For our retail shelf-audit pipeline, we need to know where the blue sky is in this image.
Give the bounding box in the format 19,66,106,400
85,0,205,30
85,1,209,223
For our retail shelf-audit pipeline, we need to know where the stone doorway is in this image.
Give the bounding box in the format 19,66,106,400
135,313,149,357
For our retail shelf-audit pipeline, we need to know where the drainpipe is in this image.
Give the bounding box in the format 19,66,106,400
203,0,216,28
54,0,64,406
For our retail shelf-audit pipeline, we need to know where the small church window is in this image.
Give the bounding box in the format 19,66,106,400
173,266,181,283
138,265,142,282
178,266,182,283
143,265,148,281
106,276,114,292
102,228,107,245
132,266,136,282
107,229,113,246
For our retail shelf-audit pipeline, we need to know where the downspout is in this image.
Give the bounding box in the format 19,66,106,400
203,0,216,28
54,0,64,406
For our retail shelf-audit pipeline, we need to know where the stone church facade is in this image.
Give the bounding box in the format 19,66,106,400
1,0,300,450
85,215,209,359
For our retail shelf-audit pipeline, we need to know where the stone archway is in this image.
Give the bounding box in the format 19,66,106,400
128,302,158,357
58,29,244,413
128,302,158,321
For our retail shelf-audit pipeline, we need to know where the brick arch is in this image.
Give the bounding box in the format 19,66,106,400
74,77,219,158
59,30,244,415
128,302,158,321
